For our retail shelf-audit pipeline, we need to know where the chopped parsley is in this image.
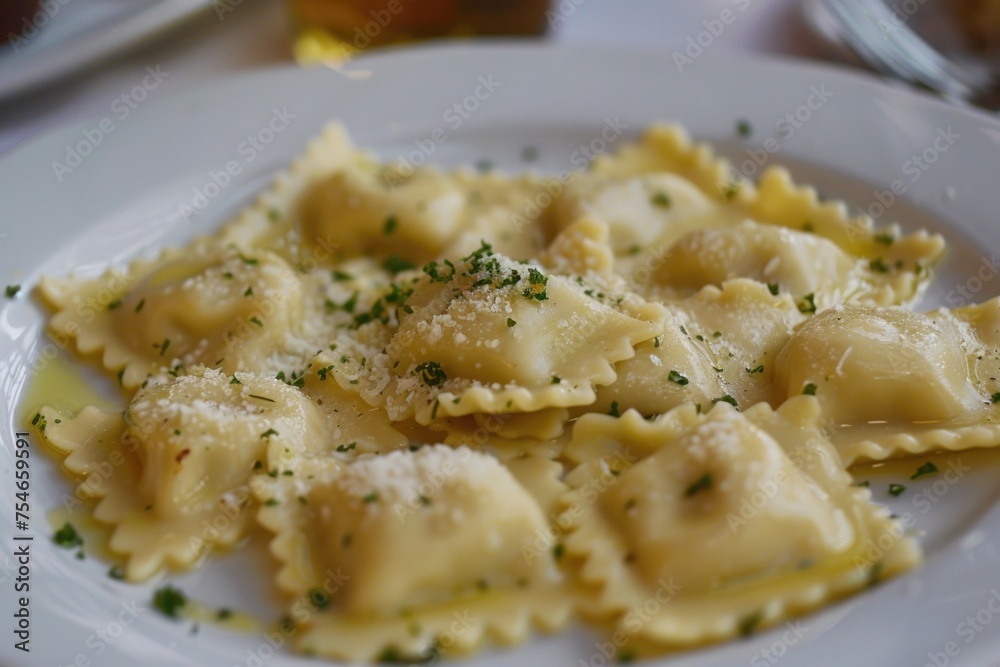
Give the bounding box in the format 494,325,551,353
667,370,689,386
874,232,895,245
153,585,187,619
627,244,642,255
991,392,1000,403
230,376,241,385
802,383,818,395
237,253,259,266
308,588,331,610
264,498,279,507
31,412,46,431
383,215,398,235
53,522,83,549
507,317,517,327
521,146,539,162
216,608,232,621
551,376,561,384
521,267,549,301
336,442,356,452
249,316,263,327
244,286,253,297
654,336,662,348
685,473,712,497
738,610,763,637
362,492,379,504
736,119,752,137
767,282,779,296
552,544,566,561
134,298,146,312
108,565,125,580
475,159,493,173
422,259,456,283
712,395,739,408
745,364,765,375
869,257,890,273
106,299,122,310
260,428,279,439
332,270,353,282
797,293,817,314
5,284,21,298
650,191,671,208
382,254,416,274
910,461,938,479
888,483,906,497
414,361,447,387
609,401,621,417
853,480,870,488
618,648,637,663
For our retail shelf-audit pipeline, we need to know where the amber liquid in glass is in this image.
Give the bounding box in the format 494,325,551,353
289,0,550,52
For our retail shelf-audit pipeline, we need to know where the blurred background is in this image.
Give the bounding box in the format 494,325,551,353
0,0,998,155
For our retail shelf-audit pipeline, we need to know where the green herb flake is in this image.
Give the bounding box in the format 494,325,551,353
264,498,279,507
332,270,353,282
108,565,125,580
383,254,416,274
152,585,187,619
243,286,253,297
260,428,279,439
507,317,517,328
869,257,890,273
552,544,566,561
746,364,765,375
106,299,122,310
134,298,146,313
685,472,713,497
910,461,939,480
383,216,398,235
874,232,895,245
798,293,817,314
609,401,621,418
414,361,447,387
53,522,83,549
238,253,259,266
551,376,561,384
667,370,689,386
802,383,818,395
618,648,638,663
736,119,752,137
4,284,21,299
767,282,780,296
216,608,232,620
738,610,763,637
991,392,1000,403
249,316,263,327
853,480,870,488
650,191,671,208
888,483,906,497
336,442,356,453
521,146,538,162
713,394,739,408
308,588,331,609
362,492,379,504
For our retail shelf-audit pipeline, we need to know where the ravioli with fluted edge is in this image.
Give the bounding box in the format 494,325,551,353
27,119,989,662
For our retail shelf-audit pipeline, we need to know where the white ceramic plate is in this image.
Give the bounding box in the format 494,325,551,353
3,43,1000,667
0,0,213,102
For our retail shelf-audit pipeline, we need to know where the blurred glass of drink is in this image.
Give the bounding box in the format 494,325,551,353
289,0,552,63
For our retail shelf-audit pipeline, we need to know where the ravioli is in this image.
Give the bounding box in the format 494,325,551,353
256,446,571,660
28,120,975,663
775,302,1000,464
560,399,920,645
